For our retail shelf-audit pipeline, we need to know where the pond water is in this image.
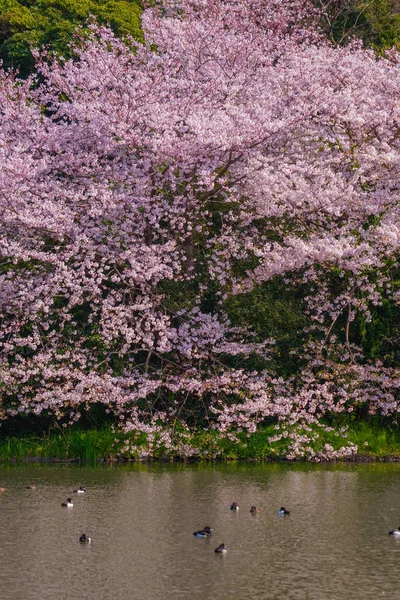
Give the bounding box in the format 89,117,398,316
0,461,400,599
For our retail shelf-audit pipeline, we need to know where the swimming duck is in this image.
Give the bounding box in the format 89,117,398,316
388,528,400,536
61,498,73,508
214,543,227,553
26,485,37,490
229,502,239,510
74,486,86,494
278,507,290,515
193,526,213,537
250,506,260,514
79,534,91,543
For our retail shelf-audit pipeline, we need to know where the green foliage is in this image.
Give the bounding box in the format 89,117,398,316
0,0,143,76
355,299,400,365
316,0,400,50
355,0,400,49
225,279,307,376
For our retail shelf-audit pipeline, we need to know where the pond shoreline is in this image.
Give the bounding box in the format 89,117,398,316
3,451,400,465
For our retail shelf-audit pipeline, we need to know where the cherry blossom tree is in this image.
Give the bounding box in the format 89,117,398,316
0,0,400,457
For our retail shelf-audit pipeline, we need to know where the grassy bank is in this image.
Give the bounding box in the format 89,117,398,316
0,427,118,463
1,420,400,463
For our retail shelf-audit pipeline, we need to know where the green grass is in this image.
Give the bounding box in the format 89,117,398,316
1,420,400,462
0,426,119,463
342,421,400,458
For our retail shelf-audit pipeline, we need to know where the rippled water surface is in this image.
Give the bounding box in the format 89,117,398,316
1,461,400,599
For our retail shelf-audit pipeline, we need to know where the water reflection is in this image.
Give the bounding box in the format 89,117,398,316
0,462,399,599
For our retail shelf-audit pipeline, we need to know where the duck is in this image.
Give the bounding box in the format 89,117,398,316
214,543,227,553
229,502,239,510
388,528,400,536
79,534,91,543
26,485,37,490
278,507,290,515
250,506,260,514
193,526,213,537
74,486,86,494
61,498,73,507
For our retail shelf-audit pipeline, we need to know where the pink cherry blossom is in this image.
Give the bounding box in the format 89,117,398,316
0,0,399,458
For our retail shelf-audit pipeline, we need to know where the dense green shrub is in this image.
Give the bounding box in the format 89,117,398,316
0,0,142,75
